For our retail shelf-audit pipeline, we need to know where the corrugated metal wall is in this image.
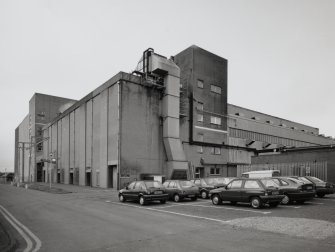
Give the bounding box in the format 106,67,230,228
237,161,328,180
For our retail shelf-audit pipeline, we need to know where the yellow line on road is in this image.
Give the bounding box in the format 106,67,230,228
0,205,42,252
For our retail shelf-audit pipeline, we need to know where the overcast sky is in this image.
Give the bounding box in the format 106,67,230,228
1,0,334,172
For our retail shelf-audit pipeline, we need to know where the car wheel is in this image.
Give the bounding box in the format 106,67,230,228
191,197,197,201
317,193,325,198
119,194,126,202
201,191,208,199
230,201,237,206
281,194,290,205
211,194,222,205
174,194,181,202
160,199,166,204
250,197,262,209
139,196,146,205
269,202,280,207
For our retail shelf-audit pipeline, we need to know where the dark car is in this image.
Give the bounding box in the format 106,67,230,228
210,178,284,209
191,177,235,199
119,180,169,205
0,173,14,182
270,177,315,204
293,176,335,198
163,180,199,202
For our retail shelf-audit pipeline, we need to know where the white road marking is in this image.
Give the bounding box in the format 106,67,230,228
156,202,271,214
279,205,301,209
314,198,335,202
105,200,111,203
0,205,42,252
110,202,231,224
185,204,272,214
305,202,324,205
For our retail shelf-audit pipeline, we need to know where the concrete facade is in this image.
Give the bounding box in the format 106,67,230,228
14,93,77,183
15,45,335,188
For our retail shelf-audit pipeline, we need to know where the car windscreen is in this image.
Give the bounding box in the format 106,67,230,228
307,177,324,183
298,177,313,183
261,179,278,188
287,178,304,184
179,181,194,187
144,181,163,188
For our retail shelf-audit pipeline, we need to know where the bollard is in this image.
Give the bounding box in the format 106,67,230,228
25,184,28,189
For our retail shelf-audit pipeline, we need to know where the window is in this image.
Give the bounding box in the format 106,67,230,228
210,116,221,125
128,182,136,189
210,168,220,175
194,180,201,186
169,181,177,188
210,85,222,94
228,180,242,189
197,114,203,122
197,102,204,111
37,143,43,152
210,147,221,155
244,180,261,189
134,182,142,190
197,80,204,88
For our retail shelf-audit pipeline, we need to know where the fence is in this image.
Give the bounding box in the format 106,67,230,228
237,161,328,181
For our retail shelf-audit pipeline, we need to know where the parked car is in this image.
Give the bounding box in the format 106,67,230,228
119,180,169,205
270,177,315,204
191,177,235,199
0,173,14,182
293,176,335,198
163,180,199,202
210,178,284,209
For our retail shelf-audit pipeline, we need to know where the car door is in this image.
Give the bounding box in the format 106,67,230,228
169,181,178,196
223,180,243,201
123,181,136,200
132,182,144,199
242,180,262,202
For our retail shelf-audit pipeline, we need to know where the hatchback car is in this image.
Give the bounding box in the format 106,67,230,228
163,180,199,202
210,178,284,209
293,176,335,198
119,180,169,205
191,177,235,199
269,177,315,204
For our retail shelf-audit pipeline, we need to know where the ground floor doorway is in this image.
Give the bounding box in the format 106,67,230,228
107,165,118,188
195,167,205,178
69,172,74,184
36,162,43,182
86,172,92,187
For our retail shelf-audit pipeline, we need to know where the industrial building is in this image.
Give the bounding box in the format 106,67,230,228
14,45,335,188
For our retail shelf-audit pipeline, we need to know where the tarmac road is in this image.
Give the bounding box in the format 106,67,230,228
1,183,335,252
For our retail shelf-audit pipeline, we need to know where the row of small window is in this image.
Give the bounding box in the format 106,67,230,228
197,80,222,94
197,114,222,125
230,128,312,148
197,146,221,155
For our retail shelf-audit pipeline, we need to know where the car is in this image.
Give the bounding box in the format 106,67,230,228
118,180,169,205
210,178,284,209
270,177,315,204
163,180,199,202
0,173,14,182
293,176,335,198
191,177,236,199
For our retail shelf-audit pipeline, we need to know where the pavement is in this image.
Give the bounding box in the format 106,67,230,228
1,182,335,251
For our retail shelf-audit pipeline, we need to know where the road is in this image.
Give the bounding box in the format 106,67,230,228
1,183,335,252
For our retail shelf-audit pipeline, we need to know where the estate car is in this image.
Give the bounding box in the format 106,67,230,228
210,178,284,209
